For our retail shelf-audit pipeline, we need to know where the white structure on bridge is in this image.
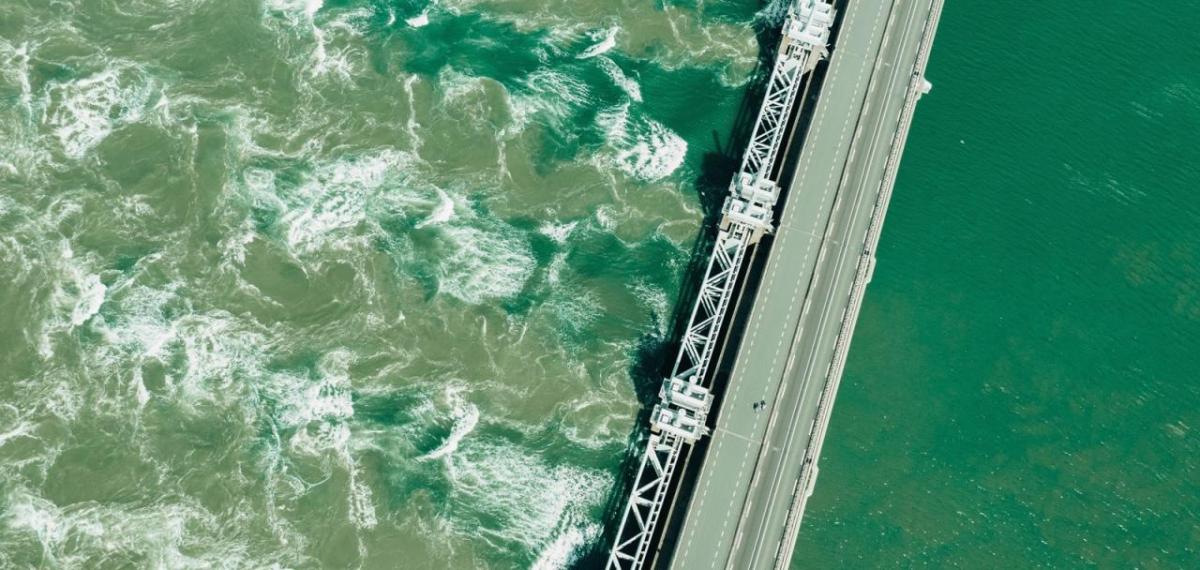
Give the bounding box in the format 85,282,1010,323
606,2,835,568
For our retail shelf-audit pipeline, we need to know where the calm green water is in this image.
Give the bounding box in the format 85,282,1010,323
0,0,765,567
794,1,1200,567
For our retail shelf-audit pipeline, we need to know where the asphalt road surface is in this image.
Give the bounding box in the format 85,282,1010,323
668,1,941,568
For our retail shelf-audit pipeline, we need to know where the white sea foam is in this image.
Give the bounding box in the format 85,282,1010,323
0,41,48,179
269,150,413,254
217,217,257,267
83,281,278,417
69,274,106,326
0,40,33,113
132,367,152,409
45,64,157,159
256,351,379,529
531,523,601,570
446,440,609,557
437,223,535,304
595,103,687,181
416,188,455,228
92,284,180,363
546,290,602,335
309,26,355,80
595,205,616,231
438,67,487,102
546,252,567,285
419,385,479,461
402,74,423,150
577,27,618,59
347,461,378,529
539,220,578,244
0,419,34,449
37,239,107,359
263,0,365,81
266,352,355,452
304,0,324,18
2,488,297,567
596,56,642,102
264,0,323,22
631,280,670,334
407,12,430,28
506,68,591,135
756,0,792,25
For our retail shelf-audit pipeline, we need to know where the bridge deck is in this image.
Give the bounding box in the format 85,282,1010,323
669,0,942,568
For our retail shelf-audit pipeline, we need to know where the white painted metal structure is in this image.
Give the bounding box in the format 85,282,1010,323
606,2,834,568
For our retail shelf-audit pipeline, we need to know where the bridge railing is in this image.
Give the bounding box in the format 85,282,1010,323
606,2,835,568
770,1,946,567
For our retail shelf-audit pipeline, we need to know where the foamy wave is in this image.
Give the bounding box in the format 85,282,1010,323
36,239,106,359
402,74,424,150
416,188,456,229
595,205,616,231
546,252,567,285
437,223,535,304
407,12,430,28
69,274,106,327
419,385,479,461
506,68,591,135
546,290,603,336
309,27,356,80
577,27,618,59
347,461,378,529
595,103,687,181
596,56,642,102
81,279,381,534
264,0,324,20
532,523,601,570
2,488,302,567
44,63,158,159
85,282,273,415
257,351,379,529
446,440,609,558
0,40,34,114
438,67,488,102
249,149,415,255
631,280,670,334
539,220,578,244
263,0,369,81
0,40,53,178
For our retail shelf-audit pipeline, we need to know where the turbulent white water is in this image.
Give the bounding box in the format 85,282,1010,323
0,0,763,566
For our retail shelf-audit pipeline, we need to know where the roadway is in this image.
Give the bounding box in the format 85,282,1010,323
668,0,942,568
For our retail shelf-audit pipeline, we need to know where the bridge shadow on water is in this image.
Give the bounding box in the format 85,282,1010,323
573,11,788,570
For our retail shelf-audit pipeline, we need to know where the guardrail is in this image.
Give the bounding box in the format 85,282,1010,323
771,1,946,567
606,2,835,568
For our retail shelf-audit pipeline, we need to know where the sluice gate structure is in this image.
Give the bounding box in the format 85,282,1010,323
605,2,835,568
607,0,945,567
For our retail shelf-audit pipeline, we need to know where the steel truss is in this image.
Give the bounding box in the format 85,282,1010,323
606,2,834,569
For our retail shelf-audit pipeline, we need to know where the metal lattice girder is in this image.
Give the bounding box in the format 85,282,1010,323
607,230,754,570
734,0,834,210
669,224,751,387
608,435,683,569
606,3,836,568
739,62,804,184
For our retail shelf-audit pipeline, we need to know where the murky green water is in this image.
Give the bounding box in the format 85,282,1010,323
0,1,770,567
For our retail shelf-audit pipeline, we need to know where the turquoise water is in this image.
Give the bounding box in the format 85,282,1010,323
794,1,1200,567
